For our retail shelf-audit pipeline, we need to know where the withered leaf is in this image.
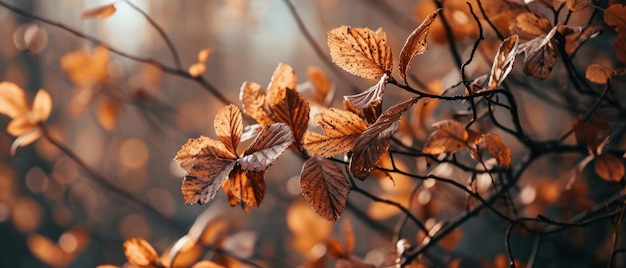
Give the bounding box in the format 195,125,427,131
266,88,310,148
303,108,367,157
604,4,626,33
594,153,625,182
266,63,298,102
520,26,559,80
344,73,388,109
399,9,440,81
228,166,266,208
214,104,243,157
423,120,468,155
239,123,293,172
567,0,590,11
514,13,552,38
585,64,614,84
487,35,519,90
123,238,160,267
80,3,117,19
328,26,393,79
307,66,331,103
484,133,512,166
300,157,350,222
239,81,273,126
350,97,419,179
572,115,610,155
221,179,241,207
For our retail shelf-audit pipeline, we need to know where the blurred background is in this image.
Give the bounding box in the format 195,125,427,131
0,0,624,267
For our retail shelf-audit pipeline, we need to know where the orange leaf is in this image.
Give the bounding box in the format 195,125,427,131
192,261,226,268
585,64,614,84
239,123,293,172
423,120,468,155
326,238,346,259
266,63,298,101
97,97,121,131
399,9,440,81
303,108,367,157
0,81,29,118
341,219,355,254
266,88,310,148
514,12,552,37
484,133,511,166
304,65,331,105
328,26,393,79
188,63,206,78
344,73,388,109
228,166,266,208
197,48,212,64
594,153,625,182
239,81,273,126
300,157,350,222
604,4,626,33
123,238,160,267
572,116,610,155
32,89,52,123
165,235,203,268
81,3,117,19
487,35,519,90
214,104,243,157
567,0,590,11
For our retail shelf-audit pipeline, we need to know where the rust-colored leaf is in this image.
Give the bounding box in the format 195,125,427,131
585,64,614,84
188,63,206,78
594,153,625,182
97,97,121,131
80,3,117,19
266,63,298,101
328,26,393,79
399,9,440,81
0,81,29,118
344,73,388,109
604,4,626,33
567,0,590,11
228,166,266,208
514,12,552,37
239,81,273,126
520,26,559,80
266,88,310,148
350,97,419,179
572,116,610,155
303,108,367,157
305,66,331,105
327,238,346,259
484,133,511,166
423,120,468,155
487,35,519,90
214,104,243,157
239,123,293,172
300,157,350,222
123,238,160,267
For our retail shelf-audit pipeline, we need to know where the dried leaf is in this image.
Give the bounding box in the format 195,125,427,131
188,63,206,78
0,81,29,118
572,116,610,155
306,66,331,104
300,157,350,222
266,88,310,148
81,3,117,19
239,123,293,172
484,133,511,166
567,0,590,11
27,233,72,267
221,179,241,207
239,81,273,126
123,238,160,267
423,120,468,155
303,109,367,157
344,73,388,109
350,97,419,179
214,104,243,157
97,97,121,131
197,49,212,64
487,35,519,90
328,26,393,79
327,238,347,259
594,153,625,182
267,63,298,100
514,13,552,37
60,46,110,86
166,235,203,268
192,261,226,268
228,166,266,208
399,9,440,81
604,4,626,33
520,27,559,80
585,64,614,84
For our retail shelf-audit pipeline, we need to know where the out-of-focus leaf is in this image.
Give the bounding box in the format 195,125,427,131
81,3,117,19
188,63,206,78
487,35,519,90
97,97,121,131
585,64,614,84
214,104,243,157
197,48,212,64
123,238,160,267
228,166,266,208
239,123,293,172
594,153,625,182
572,115,610,155
604,4,626,32
287,200,333,253
192,261,226,268
423,120,468,155
399,9,440,81
328,26,393,79
300,157,350,222
0,81,29,118
32,89,52,122
484,133,511,166
344,73,388,109
166,235,203,268
239,81,273,126
567,0,590,11
341,219,355,254
61,46,109,86
305,65,331,105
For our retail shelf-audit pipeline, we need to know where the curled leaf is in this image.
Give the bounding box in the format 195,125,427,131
399,9,440,81
239,123,294,172
328,26,393,79
81,3,117,19
423,120,468,155
520,26,559,80
487,35,519,90
300,157,350,222
123,238,160,267
344,73,388,109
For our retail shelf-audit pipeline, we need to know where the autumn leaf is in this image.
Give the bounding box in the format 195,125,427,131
484,133,511,166
300,157,350,222
572,116,610,155
487,35,519,90
81,3,117,19
604,4,626,33
188,63,206,78
266,63,298,101
303,108,368,157
519,26,559,80
344,73,388,109
585,64,614,84
214,104,243,157
228,166,266,208
239,81,273,126
594,153,625,182
266,88,310,149
0,82,52,151
328,26,393,79
96,97,121,131
123,238,160,267
423,120,468,155
61,46,109,86
399,9,440,81
567,0,590,11
350,97,419,179
513,13,552,39
239,123,293,172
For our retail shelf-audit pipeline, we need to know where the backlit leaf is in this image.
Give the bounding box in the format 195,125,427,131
585,64,614,84
303,108,367,157
27,233,71,267
81,3,117,19
484,133,511,166
423,120,468,155
214,104,243,157
0,81,29,118
594,153,625,182
188,63,206,78
300,157,350,222
266,88,309,148
32,89,52,122
567,0,590,11
328,26,393,79
350,97,419,179
487,35,519,90
399,9,440,81
228,166,266,208
166,235,203,268
604,4,626,33
97,97,121,131
239,123,293,172
266,63,298,102
123,238,160,267
344,73,388,109
239,81,273,126
192,261,226,268
305,66,331,105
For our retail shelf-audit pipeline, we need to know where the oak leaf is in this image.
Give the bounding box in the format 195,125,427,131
300,157,350,222
266,88,309,149
197,49,212,64
328,26,393,79
487,35,519,90
123,238,160,267
484,133,512,166
399,9,440,81
423,120,468,155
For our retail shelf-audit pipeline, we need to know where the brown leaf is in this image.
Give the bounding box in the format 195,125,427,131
572,116,610,155
344,73,388,109
300,157,350,222
81,3,117,19
228,166,266,208
197,49,212,64
520,26,559,80
423,120,468,155
239,81,273,126
484,133,511,166
487,35,519,90
188,63,206,78
175,136,237,204
214,104,243,157
0,81,29,118
123,238,160,267
97,97,121,131
305,66,331,105
239,123,293,172
266,88,310,148
604,4,626,33
303,108,367,157
350,97,419,179
399,9,440,81
266,63,298,101
594,153,625,182
165,235,203,268
221,179,241,207
328,26,393,79
60,46,109,86
327,238,347,259
567,0,590,11
514,13,552,38
585,64,614,84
